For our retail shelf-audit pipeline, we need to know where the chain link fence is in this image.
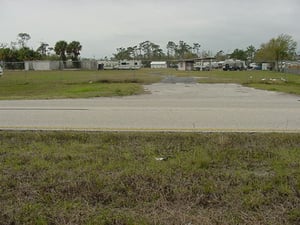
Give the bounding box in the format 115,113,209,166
1,60,300,75
0,61,93,71
1,61,25,70
284,61,300,75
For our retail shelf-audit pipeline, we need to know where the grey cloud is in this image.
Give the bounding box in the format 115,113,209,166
1,0,299,58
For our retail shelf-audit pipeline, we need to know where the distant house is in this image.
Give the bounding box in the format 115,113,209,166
25,61,61,71
150,61,167,69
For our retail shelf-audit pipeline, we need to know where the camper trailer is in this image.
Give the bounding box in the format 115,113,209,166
115,60,142,70
98,60,141,70
98,61,119,70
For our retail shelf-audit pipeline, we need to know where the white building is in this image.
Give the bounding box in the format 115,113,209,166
150,61,167,69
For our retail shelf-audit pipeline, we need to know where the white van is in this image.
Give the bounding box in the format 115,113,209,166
0,65,3,76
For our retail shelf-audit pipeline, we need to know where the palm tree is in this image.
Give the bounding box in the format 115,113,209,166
66,41,82,61
54,40,68,61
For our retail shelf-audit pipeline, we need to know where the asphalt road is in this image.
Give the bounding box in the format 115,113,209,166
0,83,300,132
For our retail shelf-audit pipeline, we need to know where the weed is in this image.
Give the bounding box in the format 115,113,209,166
288,208,300,224
0,131,299,224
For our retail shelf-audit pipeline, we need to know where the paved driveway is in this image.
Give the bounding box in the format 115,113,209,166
0,83,299,132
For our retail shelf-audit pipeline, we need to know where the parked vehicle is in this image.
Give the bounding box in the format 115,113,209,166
223,59,247,71
248,63,259,70
194,62,211,71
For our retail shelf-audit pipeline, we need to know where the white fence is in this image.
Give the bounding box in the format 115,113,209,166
1,60,97,71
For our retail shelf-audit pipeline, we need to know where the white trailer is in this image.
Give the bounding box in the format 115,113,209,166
98,60,141,70
150,61,167,69
97,61,119,70
116,60,142,70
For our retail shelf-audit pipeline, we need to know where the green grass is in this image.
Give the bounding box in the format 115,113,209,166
0,70,161,100
1,69,299,99
0,131,299,225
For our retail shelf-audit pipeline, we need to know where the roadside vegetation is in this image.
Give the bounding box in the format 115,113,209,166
0,131,299,225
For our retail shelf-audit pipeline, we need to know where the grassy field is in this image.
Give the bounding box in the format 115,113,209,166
0,131,299,225
0,70,161,100
0,69,299,100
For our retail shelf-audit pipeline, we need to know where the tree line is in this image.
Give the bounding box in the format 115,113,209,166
0,33,82,63
1,33,297,71
113,34,297,70
113,40,202,61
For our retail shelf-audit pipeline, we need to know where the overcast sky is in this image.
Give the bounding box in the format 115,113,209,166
1,0,299,58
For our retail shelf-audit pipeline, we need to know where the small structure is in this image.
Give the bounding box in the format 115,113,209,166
25,61,61,71
150,61,167,69
177,59,195,71
177,57,216,71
